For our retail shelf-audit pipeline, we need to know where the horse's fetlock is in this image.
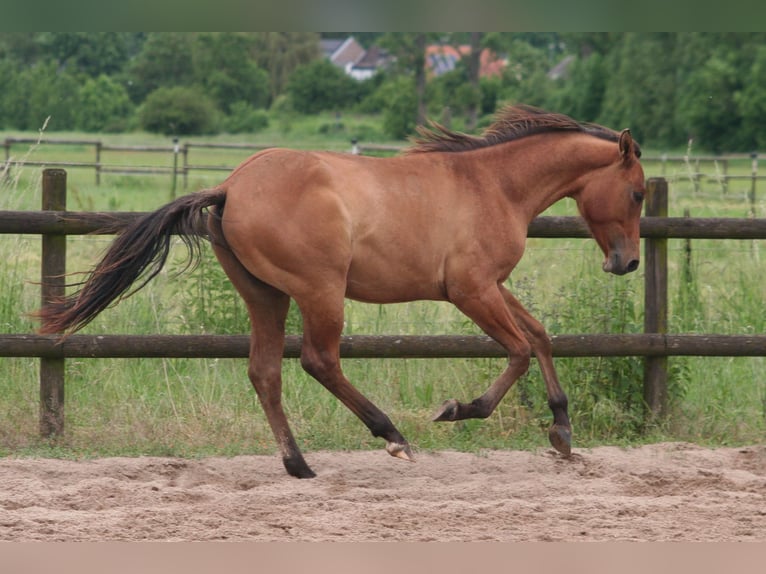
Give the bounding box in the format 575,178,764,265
548,394,569,413
470,398,492,419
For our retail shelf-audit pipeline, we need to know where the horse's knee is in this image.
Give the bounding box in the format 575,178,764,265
508,340,532,370
300,347,339,381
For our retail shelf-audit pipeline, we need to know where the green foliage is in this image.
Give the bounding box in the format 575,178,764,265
598,33,680,146
173,249,302,336
551,53,607,123
286,59,363,114
139,86,218,135
76,75,134,132
3,61,80,130
250,33,321,100
676,55,742,152
735,46,766,150
3,32,766,152
427,66,481,119
380,77,418,139
38,32,140,77
124,33,196,103
192,33,270,113
530,273,650,440
222,102,269,134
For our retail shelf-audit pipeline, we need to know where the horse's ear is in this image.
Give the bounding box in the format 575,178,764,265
619,129,634,162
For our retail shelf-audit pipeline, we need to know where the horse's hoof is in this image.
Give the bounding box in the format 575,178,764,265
548,424,572,456
386,441,415,462
283,456,317,479
432,399,460,422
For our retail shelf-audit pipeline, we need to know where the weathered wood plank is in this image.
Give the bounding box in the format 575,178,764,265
3,211,766,238
2,333,764,359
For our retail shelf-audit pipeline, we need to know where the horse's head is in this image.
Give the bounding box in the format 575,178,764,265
574,129,645,276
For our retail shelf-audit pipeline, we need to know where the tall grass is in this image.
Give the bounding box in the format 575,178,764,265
0,128,763,459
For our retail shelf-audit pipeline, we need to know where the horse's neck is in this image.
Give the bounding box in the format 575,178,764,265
475,134,616,220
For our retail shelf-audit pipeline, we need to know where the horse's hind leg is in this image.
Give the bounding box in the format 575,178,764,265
500,287,571,455
211,243,315,478
296,291,414,462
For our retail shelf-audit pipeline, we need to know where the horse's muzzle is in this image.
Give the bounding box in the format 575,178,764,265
603,255,640,276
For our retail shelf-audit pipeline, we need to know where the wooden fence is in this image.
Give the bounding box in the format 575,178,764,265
1,170,766,436
3,137,765,208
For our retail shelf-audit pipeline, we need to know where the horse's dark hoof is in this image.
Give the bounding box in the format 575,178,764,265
548,424,572,456
432,399,460,422
283,456,317,479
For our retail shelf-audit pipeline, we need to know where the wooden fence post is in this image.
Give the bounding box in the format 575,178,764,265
95,141,102,186
40,168,67,436
643,177,669,420
750,152,758,217
171,138,179,200
182,142,190,193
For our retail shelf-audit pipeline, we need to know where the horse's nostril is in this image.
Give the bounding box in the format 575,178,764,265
626,259,640,273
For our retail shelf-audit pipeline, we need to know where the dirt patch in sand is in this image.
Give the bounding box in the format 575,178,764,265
0,443,764,541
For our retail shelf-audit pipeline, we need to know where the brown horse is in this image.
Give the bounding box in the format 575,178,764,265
38,105,645,478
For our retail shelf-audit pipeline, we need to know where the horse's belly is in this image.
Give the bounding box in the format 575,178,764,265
344,258,446,304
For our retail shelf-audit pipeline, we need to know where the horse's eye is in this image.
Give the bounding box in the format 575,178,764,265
632,191,645,204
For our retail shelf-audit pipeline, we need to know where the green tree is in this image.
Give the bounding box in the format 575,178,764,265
598,33,679,146
676,55,741,151
7,61,80,130
222,102,269,134
551,52,607,122
39,32,141,77
381,77,418,139
0,32,43,65
139,86,218,135
379,33,433,125
736,46,766,150
0,59,16,127
251,32,320,100
126,33,196,103
192,33,270,113
76,75,133,132
286,59,361,114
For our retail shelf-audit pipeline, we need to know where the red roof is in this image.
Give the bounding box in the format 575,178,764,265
425,45,506,78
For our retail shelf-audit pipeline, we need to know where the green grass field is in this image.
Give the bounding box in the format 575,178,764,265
1,115,764,459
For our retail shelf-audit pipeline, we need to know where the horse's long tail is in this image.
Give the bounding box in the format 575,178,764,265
37,187,228,335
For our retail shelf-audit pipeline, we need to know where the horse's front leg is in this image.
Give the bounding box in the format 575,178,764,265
433,281,533,421
499,287,571,455
433,282,571,456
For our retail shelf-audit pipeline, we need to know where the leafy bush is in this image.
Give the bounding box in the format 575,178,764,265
2,61,80,130
287,59,362,114
380,77,417,139
222,102,269,134
174,250,302,336
76,74,133,132
139,86,218,135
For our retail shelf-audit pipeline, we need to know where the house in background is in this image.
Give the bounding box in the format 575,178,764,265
321,36,507,82
425,44,507,78
321,36,391,81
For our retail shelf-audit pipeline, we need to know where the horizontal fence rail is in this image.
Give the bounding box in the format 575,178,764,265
4,138,766,205
2,334,765,359
2,211,766,239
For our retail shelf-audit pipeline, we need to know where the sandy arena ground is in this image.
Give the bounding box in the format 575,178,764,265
0,442,763,541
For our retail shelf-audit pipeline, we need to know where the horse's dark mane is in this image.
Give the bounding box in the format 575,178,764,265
407,104,639,155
